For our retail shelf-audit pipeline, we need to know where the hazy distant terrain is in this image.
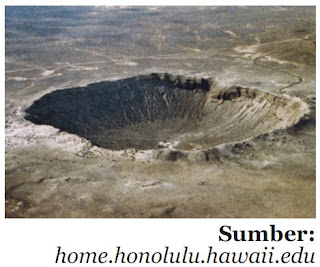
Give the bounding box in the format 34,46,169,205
5,6,315,218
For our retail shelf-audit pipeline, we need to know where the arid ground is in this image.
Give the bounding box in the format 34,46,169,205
5,6,315,218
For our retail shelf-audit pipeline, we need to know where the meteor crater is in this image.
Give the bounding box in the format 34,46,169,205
24,73,309,154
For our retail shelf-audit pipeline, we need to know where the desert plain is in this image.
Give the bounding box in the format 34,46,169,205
5,6,316,218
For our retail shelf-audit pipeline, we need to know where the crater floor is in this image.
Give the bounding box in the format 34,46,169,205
5,6,316,218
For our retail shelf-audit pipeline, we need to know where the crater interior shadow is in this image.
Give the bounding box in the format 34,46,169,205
25,73,212,150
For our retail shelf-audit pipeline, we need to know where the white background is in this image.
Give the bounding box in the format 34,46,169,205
1,1,318,266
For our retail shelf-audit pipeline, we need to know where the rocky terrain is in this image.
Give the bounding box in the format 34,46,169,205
5,6,316,218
